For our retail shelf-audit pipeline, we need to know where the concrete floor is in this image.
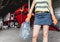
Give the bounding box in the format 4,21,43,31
0,28,60,42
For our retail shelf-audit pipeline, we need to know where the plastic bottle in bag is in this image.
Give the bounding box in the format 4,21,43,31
19,22,30,39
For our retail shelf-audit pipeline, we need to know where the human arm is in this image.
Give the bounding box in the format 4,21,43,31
26,0,35,22
48,0,58,25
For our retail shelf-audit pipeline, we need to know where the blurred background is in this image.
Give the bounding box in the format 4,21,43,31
0,0,60,42
0,0,60,30
0,0,60,29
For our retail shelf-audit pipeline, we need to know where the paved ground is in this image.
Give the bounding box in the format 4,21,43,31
0,28,60,42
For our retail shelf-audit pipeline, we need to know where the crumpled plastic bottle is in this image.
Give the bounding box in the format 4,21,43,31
19,21,30,39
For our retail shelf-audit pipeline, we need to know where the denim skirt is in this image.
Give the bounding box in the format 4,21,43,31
34,12,52,25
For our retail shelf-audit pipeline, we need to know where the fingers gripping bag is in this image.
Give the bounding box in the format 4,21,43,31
19,21,30,39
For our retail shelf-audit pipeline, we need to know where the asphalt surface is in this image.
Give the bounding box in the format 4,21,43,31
0,28,60,42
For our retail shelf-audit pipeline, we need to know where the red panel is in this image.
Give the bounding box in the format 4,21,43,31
15,14,27,25
49,26,55,30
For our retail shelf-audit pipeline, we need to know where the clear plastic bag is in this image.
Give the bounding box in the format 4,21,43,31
19,21,30,39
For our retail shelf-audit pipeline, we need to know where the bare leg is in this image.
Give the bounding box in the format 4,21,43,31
32,25,41,42
43,25,49,42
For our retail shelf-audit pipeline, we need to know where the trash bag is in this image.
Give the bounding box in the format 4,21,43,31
19,21,30,39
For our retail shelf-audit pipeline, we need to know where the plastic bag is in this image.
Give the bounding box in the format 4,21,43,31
19,21,30,39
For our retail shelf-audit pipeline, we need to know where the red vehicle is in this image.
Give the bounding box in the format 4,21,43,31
15,4,28,25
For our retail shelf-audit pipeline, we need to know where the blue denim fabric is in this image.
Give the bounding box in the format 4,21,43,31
34,12,52,25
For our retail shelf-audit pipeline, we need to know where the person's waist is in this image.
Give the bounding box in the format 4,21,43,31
35,11,49,13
